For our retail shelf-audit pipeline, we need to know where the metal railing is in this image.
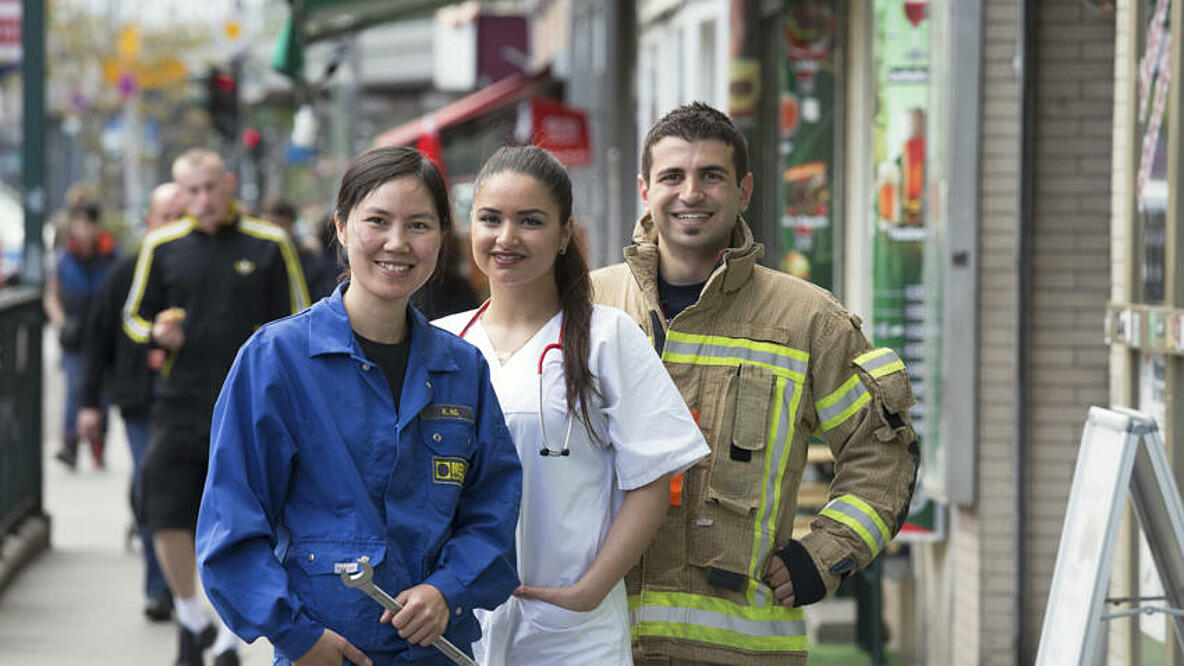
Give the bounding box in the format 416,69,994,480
0,286,44,550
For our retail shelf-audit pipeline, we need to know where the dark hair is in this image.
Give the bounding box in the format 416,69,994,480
262,199,298,224
68,203,100,224
641,101,748,184
474,145,599,438
333,147,453,281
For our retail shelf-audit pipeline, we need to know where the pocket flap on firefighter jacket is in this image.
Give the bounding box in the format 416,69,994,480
731,364,775,452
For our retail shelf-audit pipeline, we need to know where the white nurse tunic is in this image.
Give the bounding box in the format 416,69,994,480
434,304,709,666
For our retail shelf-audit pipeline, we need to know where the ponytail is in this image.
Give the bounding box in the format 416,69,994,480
554,228,600,442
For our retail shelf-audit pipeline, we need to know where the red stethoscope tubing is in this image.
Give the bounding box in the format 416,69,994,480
458,301,572,456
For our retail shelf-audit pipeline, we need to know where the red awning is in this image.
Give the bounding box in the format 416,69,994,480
372,70,550,149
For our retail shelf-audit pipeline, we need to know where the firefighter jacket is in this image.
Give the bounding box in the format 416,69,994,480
590,214,919,665
121,208,309,427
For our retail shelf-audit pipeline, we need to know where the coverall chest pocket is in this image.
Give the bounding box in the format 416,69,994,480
421,419,475,513
289,539,391,651
705,363,776,515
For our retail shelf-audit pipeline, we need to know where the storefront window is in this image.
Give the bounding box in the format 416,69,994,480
777,0,841,292
1138,0,1171,304
1134,0,1172,655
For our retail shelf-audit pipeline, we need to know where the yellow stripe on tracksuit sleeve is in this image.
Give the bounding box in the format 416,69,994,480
815,374,870,432
820,494,892,555
239,219,310,312
122,221,192,343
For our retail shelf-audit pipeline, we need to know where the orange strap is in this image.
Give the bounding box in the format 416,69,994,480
669,409,700,507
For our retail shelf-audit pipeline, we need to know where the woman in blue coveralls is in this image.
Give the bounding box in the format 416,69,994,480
196,147,523,666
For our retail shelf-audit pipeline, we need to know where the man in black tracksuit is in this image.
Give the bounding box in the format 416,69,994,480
122,149,308,666
79,182,185,622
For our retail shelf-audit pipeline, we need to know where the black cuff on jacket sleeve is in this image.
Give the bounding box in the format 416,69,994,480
776,540,827,607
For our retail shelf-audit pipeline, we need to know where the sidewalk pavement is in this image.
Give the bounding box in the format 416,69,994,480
0,329,272,664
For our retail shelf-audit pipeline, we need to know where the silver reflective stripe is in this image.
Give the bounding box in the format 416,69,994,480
856,348,902,374
752,377,795,605
816,379,868,425
663,338,808,376
629,604,807,638
824,498,888,552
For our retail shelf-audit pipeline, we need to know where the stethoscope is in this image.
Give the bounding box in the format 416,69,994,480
459,301,573,457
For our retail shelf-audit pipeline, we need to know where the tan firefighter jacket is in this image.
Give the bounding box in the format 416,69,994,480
590,214,919,665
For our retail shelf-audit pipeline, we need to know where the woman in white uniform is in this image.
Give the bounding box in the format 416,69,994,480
435,146,709,665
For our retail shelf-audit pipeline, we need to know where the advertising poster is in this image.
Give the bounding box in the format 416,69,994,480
872,0,940,540
778,0,838,291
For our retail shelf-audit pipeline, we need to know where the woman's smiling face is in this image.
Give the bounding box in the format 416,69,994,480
335,175,443,307
469,171,571,290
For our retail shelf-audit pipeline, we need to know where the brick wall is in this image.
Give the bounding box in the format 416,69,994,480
977,0,1021,663
1026,0,1115,661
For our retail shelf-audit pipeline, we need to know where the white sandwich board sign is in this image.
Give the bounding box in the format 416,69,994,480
1036,406,1184,665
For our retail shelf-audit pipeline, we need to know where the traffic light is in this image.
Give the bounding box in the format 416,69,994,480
207,66,238,142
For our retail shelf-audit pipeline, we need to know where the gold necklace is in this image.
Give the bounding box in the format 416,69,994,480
483,312,531,365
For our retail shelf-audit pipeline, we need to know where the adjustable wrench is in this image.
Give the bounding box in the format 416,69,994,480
338,556,477,666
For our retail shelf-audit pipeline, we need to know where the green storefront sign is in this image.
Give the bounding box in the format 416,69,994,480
872,0,941,540
778,0,839,291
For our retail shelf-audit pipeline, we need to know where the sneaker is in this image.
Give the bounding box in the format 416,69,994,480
175,624,216,666
212,649,240,666
144,592,172,622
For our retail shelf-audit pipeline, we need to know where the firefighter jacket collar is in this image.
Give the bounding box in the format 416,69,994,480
623,212,764,300
308,282,460,375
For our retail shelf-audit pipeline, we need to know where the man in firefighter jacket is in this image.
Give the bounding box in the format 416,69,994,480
591,102,919,665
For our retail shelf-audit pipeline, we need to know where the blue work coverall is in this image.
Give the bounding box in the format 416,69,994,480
197,286,522,664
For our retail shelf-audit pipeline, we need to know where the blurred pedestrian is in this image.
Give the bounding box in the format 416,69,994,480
412,231,479,319
197,146,522,666
435,145,708,665
591,102,920,665
77,182,184,622
261,199,338,301
122,149,309,666
45,199,118,469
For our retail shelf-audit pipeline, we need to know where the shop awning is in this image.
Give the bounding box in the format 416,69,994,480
371,70,550,149
272,0,455,79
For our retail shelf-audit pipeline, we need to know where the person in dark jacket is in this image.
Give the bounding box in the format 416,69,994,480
78,181,184,622
122,149,309,666
45,201,118,469
261,199,339,301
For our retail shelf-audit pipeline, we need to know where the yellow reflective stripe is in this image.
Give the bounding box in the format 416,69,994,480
748,375,800,606
821,494,892,555
122,220,194,343
662,332,808,380
630,620,809,652
628,591,807,652
666,330,809,364
661,352,804,382
854,347,905,378
239,218,310,312
815,375,870,432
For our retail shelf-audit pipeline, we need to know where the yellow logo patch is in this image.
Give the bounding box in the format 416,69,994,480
234,258,256,276
433,457,467,486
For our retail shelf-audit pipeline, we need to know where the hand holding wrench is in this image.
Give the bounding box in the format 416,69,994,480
338,556,477,666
